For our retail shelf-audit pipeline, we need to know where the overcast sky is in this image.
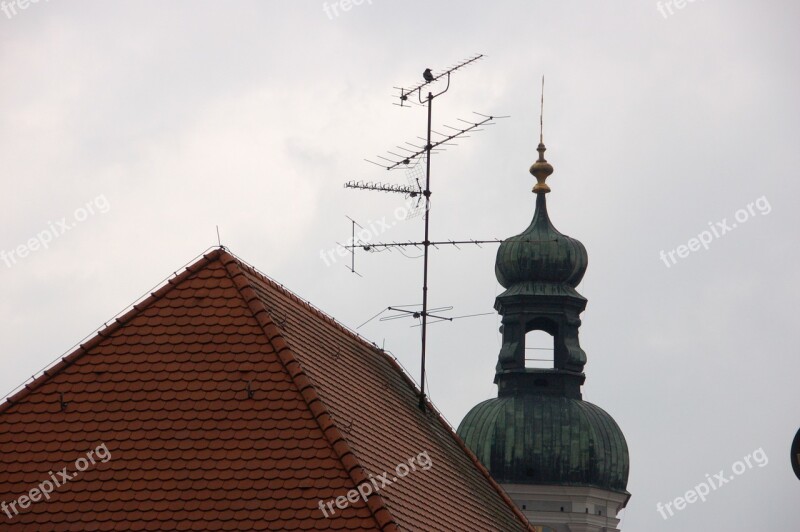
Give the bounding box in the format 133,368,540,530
2,1,799,530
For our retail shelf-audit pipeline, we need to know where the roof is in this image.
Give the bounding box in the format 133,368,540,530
0,249,533,531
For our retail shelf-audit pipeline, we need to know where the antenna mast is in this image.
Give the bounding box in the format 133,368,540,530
341,74,555,410
343,54,510,410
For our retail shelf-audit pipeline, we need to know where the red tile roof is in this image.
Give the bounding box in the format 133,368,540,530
0,249,533,531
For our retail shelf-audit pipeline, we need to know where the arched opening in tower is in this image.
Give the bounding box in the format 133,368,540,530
524,330,554,369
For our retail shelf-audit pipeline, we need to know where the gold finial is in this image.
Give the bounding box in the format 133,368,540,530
531,76,553,194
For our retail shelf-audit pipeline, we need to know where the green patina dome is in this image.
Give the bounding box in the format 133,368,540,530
495,193,588,289
457,394,629,493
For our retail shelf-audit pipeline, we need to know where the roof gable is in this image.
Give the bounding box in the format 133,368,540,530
0,249,532,531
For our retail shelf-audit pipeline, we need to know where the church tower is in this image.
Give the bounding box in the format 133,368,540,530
457,132,631,531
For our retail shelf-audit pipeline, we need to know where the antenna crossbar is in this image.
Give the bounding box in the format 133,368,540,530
395,54,485,103
344,181,420,196
366,113,504,171
345,238,557,251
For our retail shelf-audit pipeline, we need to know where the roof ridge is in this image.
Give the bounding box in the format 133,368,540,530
218,251,399,531
0,248,225,417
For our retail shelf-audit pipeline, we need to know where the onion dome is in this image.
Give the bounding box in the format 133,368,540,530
495,142,588,290
457,394,630,493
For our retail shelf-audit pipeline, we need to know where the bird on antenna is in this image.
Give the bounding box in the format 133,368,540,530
423,68,434,83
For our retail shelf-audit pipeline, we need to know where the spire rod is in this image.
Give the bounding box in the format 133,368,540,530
539,75,544,144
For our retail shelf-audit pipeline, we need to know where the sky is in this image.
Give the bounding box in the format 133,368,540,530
1,1,799,530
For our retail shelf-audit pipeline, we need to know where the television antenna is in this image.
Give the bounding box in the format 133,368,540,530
342,55,521,409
